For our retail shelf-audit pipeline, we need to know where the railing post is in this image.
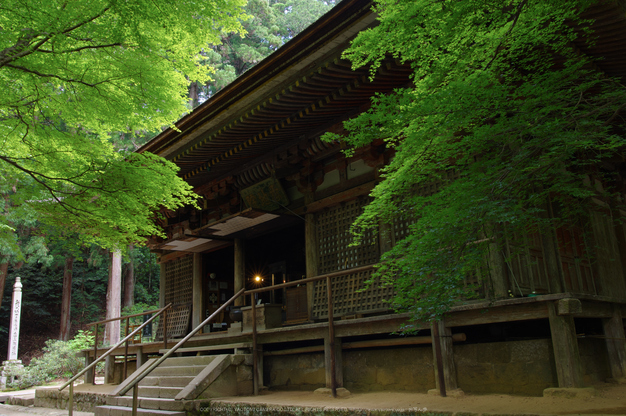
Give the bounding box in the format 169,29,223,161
252,293,258,395
92,324,98,384
124,317,130,379
68,382,73,416
163,309,168,349
432,321,447,397
327,275,336,398
132,384,138,416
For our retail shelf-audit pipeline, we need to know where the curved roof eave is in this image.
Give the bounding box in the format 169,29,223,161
138,0,374,159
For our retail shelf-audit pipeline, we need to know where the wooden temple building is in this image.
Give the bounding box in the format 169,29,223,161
100,0,626,399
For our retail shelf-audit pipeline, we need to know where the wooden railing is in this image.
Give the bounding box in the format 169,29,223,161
59,303,172,416
86,305,171,382
114,263,377,416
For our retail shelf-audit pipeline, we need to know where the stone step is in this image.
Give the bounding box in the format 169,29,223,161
140,375,196,387
150,365,207,377
132,386,184,399
158,356,215,367
106,396,185,411
6,395,34,406
159,342,252,354
96,405,185,416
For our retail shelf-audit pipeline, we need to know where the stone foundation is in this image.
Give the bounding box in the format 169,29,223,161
35,387,108,412
454,339,556,396
265,338,586,396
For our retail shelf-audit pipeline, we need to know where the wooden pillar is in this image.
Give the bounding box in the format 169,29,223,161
104,355,116,384
541,202,566,294
488,241,508,299
84,354,94,385
379,221,393,254
541,229,566,294
324,335,343,388
548,301,584,387
612,208,626,299
305,212,318,320
603,307,626,381
234,239,245,307
136,347,148,369
159,262,166,309
192,253,203,329
430,320,458,392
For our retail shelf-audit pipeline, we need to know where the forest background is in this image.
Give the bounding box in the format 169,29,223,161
0,0,335,364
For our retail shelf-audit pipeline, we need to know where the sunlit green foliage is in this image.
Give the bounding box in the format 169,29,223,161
323,0,626,324
196,0,335,101
0,0,246,252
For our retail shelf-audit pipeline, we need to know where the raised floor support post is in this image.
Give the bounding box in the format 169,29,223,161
324,335,343,388
547,300,584,388
192,253,203,329
603,307,626,382
430,320,460,395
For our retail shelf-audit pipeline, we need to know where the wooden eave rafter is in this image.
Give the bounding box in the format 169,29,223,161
139,0,626,195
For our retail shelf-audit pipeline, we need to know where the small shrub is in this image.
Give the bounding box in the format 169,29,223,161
6,331,95,390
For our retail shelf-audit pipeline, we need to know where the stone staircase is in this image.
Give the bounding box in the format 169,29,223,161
95,355,252,416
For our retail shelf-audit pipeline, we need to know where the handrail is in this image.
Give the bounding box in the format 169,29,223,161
246,264,374,294
87,306,167,326
59,303,172,416
117,288,246,398
116,266,371,411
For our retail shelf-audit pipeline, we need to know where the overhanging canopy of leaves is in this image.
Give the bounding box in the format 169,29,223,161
0,0,246,251
323,0,626,323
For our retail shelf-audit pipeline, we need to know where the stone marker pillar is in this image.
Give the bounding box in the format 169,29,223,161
1,277,24,388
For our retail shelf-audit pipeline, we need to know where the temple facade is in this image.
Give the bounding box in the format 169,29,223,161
125,0,626,396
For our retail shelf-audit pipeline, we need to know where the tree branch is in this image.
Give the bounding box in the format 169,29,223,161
38,42,123,54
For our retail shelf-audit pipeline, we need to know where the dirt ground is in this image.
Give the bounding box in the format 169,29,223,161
212,382,626,415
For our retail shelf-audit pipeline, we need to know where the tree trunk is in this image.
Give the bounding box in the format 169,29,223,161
123,253,135,310
0,258,8,312
189,81,199,108
59,256,74,341
106,250,122,345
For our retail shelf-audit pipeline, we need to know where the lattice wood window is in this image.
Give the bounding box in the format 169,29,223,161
157,255,193,340
311,268,394,319
317,197,379,274
556,226,596,295
155,305,192,340
505,231,551,295
164,255,193,305
389,170,460,246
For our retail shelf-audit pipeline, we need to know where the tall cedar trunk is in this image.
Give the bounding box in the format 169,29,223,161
0,258,7,312
189,81,199,108
123,257,135,309
106,250,122,345
59,256,74,341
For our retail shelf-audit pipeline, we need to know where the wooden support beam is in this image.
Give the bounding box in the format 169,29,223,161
431,320,458,393
159,263,166,309
488,239,508,299
84,354,95,385
324,335,343,388
445,302,548,327
105,355,116,384
234,239,245,307
192,253,203,329
548,301,584,388
603,307,626,381
305,211,318,321
135,347,148,369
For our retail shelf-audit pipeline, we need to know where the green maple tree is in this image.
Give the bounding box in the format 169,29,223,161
323,0,626,324
0,0,246,252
